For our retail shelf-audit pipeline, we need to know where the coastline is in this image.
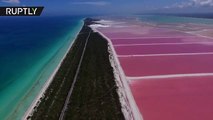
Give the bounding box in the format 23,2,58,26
22,19,84,120
29,19,124,119
91,25,143,120
0,17,86,120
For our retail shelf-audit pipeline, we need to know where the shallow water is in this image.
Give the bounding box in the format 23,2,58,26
0,16,83,120
139,15,213,24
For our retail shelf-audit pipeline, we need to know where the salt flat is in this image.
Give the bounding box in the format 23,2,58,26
94,15,213,120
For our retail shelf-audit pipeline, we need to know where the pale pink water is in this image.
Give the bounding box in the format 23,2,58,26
130,76,213,120
97,19,213,120
119,55,213,76
115,44,213,55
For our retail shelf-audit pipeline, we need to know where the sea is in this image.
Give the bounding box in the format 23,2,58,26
139,14,213,24
0,16,83,120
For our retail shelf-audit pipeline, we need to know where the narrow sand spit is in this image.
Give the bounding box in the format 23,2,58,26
90,24,143,120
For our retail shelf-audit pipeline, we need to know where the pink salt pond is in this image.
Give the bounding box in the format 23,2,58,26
111,38,184,45
130,76,213,120
111,37,213,45
96,19,213,120
115,44,213,55
119,54,213,76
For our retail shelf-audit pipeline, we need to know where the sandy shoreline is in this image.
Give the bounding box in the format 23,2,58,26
91,24,143,120
22,21,84,120
22,18,141,119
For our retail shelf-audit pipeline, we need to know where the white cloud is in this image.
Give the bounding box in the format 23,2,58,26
165,0,213,9
72,1,110,6
192,0,213,7
2,0,20,4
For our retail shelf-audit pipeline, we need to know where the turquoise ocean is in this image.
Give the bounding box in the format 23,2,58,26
0,16,83,120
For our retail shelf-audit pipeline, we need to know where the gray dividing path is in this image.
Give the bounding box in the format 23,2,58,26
59,30,92,120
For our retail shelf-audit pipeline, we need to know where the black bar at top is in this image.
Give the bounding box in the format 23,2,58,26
0,7,44,16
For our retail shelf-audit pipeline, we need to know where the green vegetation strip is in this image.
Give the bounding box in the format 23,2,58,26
63,32,124,120
29,25,90,120
29,21,124,120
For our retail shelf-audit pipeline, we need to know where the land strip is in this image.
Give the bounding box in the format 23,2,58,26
62,31,124,120
59,29,91,120
28,19,124,120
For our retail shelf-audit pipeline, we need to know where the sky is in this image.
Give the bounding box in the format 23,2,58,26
0,0,213,15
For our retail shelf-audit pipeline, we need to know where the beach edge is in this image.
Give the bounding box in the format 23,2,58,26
22,19,84,120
